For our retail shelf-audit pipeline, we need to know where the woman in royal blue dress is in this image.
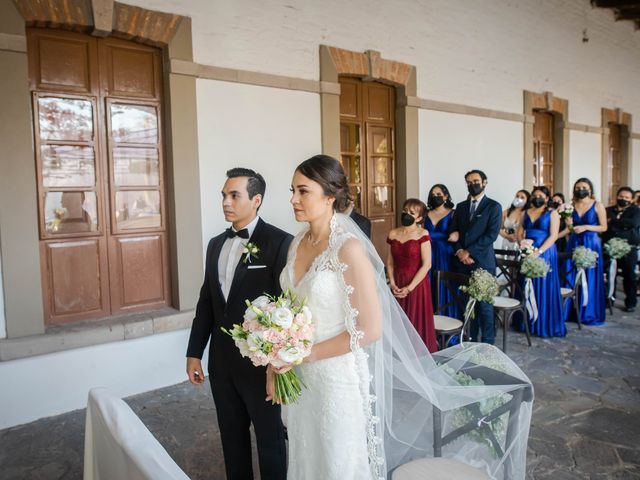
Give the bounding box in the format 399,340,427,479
517,186,565,337
424,184,458,319
562,178,608,325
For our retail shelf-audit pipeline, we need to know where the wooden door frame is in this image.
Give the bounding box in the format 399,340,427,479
601,108,632,205
523,91,569,195
319,45,419,216
1,1,203,338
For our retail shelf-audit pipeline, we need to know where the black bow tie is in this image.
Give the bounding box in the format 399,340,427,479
225,228,250,239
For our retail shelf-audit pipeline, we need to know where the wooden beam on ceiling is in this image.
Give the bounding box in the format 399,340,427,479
593,0,640,8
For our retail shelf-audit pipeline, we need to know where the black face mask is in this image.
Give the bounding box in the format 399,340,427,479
531,196,546,208
467,182,484,196
574,188,590,199
617,199,630,208
428,195,445,208
548,201,560,209
400,212,416,227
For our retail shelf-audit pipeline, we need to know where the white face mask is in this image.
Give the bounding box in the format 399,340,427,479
512,197,526,208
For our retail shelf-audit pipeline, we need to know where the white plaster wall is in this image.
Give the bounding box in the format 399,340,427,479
419,109,524,212
0,330,209,429
568,130,602,197
129,0,640,124
196,79,322,255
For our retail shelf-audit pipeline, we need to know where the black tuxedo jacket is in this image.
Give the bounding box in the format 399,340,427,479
350,210,372,239
604,204,640,245
448,195,502,272
187,218,293,377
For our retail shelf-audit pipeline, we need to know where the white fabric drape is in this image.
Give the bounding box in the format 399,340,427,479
83,388,189,480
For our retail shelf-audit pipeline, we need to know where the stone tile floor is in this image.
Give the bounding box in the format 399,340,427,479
1,303,638,479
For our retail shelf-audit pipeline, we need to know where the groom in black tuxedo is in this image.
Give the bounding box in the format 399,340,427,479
449,169,502,344
186,167,292,480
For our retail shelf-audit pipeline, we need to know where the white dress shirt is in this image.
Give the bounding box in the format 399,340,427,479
218,216,260,300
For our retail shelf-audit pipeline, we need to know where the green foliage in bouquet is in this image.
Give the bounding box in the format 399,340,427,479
572,246,598,269
520,256,550,279
604,237,632,260
459,269,499,321
460,269,499,304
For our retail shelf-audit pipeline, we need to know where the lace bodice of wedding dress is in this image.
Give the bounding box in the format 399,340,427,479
280,227,374,480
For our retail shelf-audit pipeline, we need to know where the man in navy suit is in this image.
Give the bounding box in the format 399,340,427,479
449,169,502,344
186,168,292,480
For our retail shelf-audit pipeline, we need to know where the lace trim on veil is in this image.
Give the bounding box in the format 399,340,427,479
327,215,385,480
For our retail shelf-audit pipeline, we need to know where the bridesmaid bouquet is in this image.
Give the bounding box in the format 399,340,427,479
604,237,632,260
518,239,535,258
572,246,598,269
557,203,574,231
222,291,315,404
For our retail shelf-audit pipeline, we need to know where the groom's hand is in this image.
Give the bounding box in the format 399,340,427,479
187,357,204,385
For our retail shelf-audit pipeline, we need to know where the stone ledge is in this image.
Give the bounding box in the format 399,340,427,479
0,308,193,361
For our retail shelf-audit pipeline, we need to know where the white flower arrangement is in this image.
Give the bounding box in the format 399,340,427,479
604,237,632,260
572,246,598,269
520,256,550,279
459,269,499,326
242,241,260,263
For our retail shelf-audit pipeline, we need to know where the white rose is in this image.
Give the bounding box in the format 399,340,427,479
272,307,294,329
244,307,258,321
278,346,303,365
246,331,264,352
252,295,271,309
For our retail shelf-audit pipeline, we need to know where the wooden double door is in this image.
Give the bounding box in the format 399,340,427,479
28,29,170,325
339,77,396,257
532,111,554,192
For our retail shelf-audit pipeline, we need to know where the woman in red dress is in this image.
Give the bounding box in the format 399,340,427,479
386,198,438,352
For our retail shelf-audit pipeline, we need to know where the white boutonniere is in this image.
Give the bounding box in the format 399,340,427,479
242,242,260,263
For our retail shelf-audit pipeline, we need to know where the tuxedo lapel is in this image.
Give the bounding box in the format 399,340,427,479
210,235,227,306
226,218,265,306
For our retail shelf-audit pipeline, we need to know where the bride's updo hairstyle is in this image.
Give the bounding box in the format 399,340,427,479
296,155,352,213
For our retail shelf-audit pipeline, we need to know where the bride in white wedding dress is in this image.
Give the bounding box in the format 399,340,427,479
267,155,533,480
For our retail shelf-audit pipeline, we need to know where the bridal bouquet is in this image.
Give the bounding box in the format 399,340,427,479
604,237,632,260
572,246,598,269
222,291,315,404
